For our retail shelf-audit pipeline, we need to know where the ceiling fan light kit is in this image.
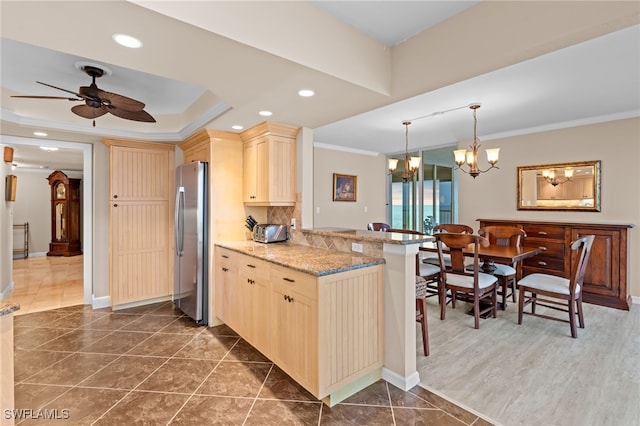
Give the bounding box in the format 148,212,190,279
11,65,155,127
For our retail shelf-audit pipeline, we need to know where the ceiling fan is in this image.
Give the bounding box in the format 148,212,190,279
11,65,156,127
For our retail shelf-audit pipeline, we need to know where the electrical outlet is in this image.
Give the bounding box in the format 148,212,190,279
351,242,363,253
290,218,296,229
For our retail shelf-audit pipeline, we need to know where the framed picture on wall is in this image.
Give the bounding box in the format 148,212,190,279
333,173,357,202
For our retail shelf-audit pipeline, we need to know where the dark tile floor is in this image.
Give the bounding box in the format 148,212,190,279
13,302,494,425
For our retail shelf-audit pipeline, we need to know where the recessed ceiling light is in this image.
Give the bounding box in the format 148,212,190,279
33,131,48,137
298,89,315,97
232,125,244,130
40,146,58,152
113,33,142,48
259,110,273,117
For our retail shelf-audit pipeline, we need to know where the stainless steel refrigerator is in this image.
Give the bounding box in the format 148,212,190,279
174,161,208,325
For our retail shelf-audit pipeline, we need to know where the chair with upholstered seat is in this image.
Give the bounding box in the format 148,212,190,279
517,235,595,338
367,222,390,232
435,232,498,329
476,225,526,309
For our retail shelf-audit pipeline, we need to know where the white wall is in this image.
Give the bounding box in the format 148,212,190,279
457,117,640,297
313,146,387,229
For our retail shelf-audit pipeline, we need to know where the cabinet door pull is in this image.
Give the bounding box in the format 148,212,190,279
283,277,295,283
538,231,548,235
539,246,547,251
113,194,118,199
222,267,228,272
113,203,118,207
221,255,229,259
538,261,548,266
247,264,256,268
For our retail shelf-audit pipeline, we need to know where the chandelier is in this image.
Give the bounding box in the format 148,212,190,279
453,104,500,178
542,168,574,186
388,121,421,182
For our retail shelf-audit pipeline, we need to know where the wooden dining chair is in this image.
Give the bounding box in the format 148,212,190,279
435,233,498,329
367,222,390,232
433,223,474,234
477,225,527,308
517,235,595,338
386,227,436,355
424,223,475,268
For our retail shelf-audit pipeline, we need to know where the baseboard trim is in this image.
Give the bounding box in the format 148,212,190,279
111,295,172,311
92,295,111,310
632,295,639,305
381,368,420,392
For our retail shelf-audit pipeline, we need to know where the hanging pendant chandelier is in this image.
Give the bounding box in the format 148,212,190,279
388,121,421,182
453,104,500,178
542,167,574,186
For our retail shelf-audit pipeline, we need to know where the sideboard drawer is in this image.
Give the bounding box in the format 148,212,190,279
523,240,565,258
523,256,565,273
522,224,565,240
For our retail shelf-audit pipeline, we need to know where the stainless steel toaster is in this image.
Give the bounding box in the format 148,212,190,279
253,224,288,243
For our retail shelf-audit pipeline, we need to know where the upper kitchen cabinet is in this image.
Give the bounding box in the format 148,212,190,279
240,122,298,206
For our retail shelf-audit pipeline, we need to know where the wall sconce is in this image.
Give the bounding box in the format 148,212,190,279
453,104,500,178
388,121,421,182
4,146,14,163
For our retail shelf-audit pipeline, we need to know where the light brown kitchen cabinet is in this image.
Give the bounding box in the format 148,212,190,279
238,256,272,355
104,138,175,308
214,247,239,331
478,219,633,310
240,122,298,206
214,245,384,402
270,265,318,391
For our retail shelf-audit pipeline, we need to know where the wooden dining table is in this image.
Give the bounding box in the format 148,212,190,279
419,241,542,311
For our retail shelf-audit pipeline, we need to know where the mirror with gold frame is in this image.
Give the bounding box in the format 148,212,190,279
517,160,601,211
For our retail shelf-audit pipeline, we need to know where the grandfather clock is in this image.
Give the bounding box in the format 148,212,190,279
47,171,82,256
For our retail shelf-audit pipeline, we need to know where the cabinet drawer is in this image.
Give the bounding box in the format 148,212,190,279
271,265,317,300
523,224,565,240
239,256,270,278
216,247,238,267
523,256,565,272
523,240,565,258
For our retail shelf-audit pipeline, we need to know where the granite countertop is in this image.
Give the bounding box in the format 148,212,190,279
216,241,385,276
0,302,20,317
302,227,434,244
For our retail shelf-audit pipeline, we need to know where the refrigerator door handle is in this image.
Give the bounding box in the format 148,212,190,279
175,186,185,256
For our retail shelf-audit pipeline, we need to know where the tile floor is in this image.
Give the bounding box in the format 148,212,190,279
13,302,495,425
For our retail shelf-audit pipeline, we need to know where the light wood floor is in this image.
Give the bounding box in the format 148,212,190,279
7,255,84,315
418,296,640,426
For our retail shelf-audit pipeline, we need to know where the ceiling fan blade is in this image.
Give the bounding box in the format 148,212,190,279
36,81,85,98
71,104,108,119
11,95,81,101
98,89,145,111
107,106,156,123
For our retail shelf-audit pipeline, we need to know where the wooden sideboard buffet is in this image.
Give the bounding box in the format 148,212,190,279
478,219,633,310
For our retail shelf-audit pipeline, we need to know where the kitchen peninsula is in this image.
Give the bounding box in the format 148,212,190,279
295,228,434,393
214,240,385,406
